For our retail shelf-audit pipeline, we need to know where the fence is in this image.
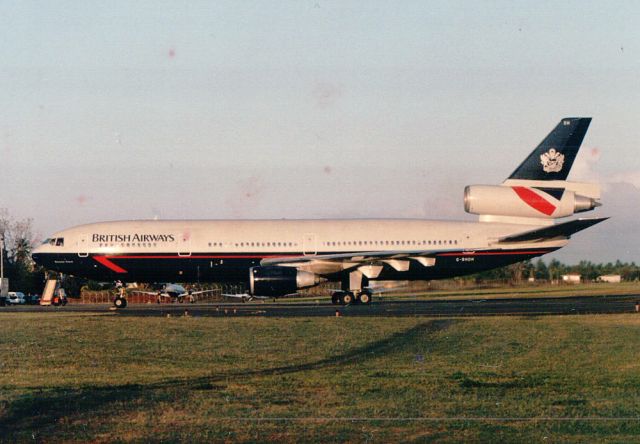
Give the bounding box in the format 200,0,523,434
78,283,248,304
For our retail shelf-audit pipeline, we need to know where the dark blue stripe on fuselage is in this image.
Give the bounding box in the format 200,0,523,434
32,248,557,284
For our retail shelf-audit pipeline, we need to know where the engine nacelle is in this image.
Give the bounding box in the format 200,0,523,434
464,185,600,219
249,266,322,297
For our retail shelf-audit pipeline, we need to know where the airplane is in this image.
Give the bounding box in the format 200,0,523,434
32,117,606,309
132,283,214,303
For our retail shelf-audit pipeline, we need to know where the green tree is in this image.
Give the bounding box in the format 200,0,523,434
534,259,548,280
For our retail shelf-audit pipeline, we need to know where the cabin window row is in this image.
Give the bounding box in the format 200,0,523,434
322,239,458,247
208,242,299,248
98,243,159,248
205,239,458,249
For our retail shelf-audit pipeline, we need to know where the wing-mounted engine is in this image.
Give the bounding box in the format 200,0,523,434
464,181,601,222
249,266,325,297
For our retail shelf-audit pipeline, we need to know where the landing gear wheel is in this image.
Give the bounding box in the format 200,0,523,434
331,292,341,305
114,297,127,309
340,292,354,305
358,291,372,305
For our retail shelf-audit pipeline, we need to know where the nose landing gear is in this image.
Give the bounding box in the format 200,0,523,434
113,283,128,309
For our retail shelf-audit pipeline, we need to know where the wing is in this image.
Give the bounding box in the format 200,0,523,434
133,290,164,296
188,290,217,296
221,293,273,301
261,217,608,277
221,293,250,299
260,248,450,277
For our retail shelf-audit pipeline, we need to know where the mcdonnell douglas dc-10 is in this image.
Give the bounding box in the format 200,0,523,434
33,118,606,308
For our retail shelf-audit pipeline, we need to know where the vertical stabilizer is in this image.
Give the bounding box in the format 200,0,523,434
508,117,591,181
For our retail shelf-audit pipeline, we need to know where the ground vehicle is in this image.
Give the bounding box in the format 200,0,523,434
7,292,26,305
26,294,41,305
52,289,67,306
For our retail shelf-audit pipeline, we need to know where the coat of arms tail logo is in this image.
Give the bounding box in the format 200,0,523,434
540,148,564,173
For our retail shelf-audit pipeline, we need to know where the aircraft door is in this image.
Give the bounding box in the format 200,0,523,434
302,233,317,256
78,234,89,257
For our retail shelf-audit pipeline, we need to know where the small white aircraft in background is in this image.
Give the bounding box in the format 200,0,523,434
135,283,214,303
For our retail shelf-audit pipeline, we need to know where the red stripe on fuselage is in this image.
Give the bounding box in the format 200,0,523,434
105,254,300,259
438,250,551,257
512,186,556,216
92,254,300,273
93,256,128,273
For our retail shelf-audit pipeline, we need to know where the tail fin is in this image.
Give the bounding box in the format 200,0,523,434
508,117,591,181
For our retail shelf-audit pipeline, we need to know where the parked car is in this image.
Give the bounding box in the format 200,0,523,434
26,294,41,305
7,292,26,305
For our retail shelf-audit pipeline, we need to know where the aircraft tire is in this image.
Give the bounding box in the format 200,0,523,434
331,292,341,305
114,297,127,309
340,292,353,305
359,291,372,305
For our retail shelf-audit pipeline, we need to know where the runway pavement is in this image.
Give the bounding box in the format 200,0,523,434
2,294,639,317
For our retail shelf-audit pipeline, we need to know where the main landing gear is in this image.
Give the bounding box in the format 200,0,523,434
331,289,372,305
331,270,373,306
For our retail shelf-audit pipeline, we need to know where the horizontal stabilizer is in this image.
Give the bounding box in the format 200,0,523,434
498,217,608,243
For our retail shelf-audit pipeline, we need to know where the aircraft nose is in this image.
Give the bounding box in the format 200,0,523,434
31,252,42,265
31,246,46,266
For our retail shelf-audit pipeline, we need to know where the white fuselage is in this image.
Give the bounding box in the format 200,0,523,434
32,218,565,285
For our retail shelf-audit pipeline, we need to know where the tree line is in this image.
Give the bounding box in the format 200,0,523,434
473,259,640,283
0,211,45,294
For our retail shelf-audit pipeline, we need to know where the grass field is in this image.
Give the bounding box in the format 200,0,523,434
1,312,640,442
382,281,640,300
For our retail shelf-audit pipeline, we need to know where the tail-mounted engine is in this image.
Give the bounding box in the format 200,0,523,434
249,266,323,297
464,184,600,219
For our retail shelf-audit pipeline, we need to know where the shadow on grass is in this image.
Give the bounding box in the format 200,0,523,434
0,319,454,438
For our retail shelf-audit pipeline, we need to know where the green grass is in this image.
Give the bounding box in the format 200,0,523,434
1,313,640,442
386,281,640,300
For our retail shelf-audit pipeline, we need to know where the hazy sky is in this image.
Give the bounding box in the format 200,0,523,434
1,1,639,263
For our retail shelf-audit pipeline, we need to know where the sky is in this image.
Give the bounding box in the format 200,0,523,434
0,0,639,263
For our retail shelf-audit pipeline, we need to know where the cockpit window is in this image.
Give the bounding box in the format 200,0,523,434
45,238,64,246
55,238,64,246
42,238,51,245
